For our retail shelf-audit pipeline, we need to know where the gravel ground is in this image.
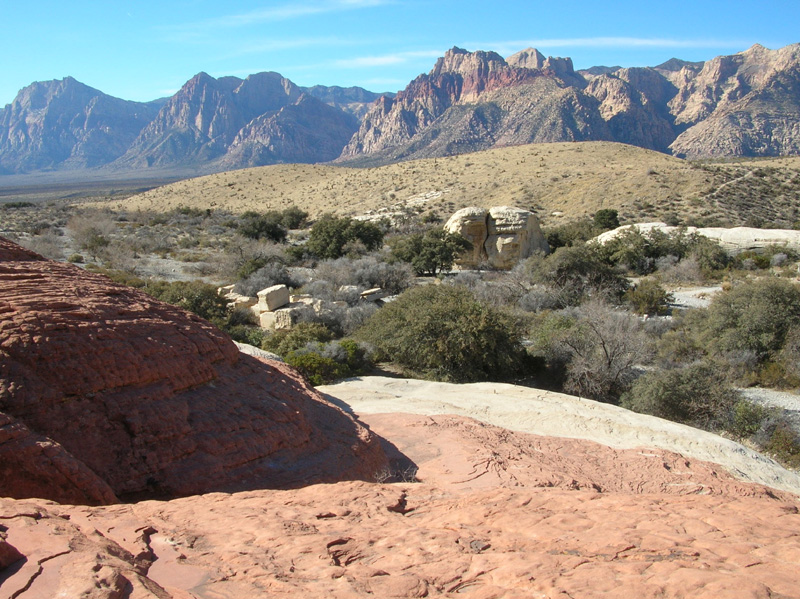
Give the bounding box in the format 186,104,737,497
668,285,723,309
740,387,800,431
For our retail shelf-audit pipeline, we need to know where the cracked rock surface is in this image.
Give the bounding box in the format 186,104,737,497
2,413,799,598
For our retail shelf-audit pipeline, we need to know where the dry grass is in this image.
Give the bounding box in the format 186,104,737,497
88,141,800,228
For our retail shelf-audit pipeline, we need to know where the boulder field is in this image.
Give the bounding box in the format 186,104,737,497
0,237,387,504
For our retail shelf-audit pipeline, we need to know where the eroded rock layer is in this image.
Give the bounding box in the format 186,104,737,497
0,237,386,504
1,414,798,598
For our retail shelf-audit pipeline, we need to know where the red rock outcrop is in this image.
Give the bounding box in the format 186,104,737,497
1,413,798,598
0,237,386,504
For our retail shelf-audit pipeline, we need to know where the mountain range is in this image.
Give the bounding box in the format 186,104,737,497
1,42,799,176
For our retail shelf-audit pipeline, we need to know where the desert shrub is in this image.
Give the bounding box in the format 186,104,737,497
315,255,414,294
556,301,652,403
356,285,525,382
543,219,598,249
689,235,730,274
285,352,345,385
68,253,84,263
524,244,629,307
2,201,35,209
285,338,374,385
238,211,287,243
389,228,472,276
305,215,384,260
597,228,729,276
279,205,309,229
763,422,800,469
622,362,741,430
143,280,230,323
236,262,300,296
700,278,800,361
225,324,266,347
68,211,117,258
593,209,620,231
730,400,768,438
625,278,673,316
262,322,335,356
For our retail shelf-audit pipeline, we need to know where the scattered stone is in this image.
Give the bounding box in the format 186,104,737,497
360,288,388,302
257,284,290,311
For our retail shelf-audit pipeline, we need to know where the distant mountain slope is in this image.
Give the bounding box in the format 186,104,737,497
339,43,800,164
0,74,379,175
0,77,161,173
1,43,799,175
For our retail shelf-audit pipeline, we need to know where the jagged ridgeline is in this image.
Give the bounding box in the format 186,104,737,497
1,43,800,175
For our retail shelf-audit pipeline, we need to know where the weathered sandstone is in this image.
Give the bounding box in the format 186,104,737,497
445,205,549,268
1,412,798,598
594,221,800,255
0,237,386,504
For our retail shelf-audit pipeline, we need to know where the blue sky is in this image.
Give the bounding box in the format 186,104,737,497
3,0,799,105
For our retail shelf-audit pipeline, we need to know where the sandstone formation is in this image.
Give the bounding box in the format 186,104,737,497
1,411,798,598
445,205,549,268
594,221,800,255
0,237,386,504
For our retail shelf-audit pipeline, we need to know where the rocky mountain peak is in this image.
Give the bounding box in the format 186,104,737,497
506,47,547,69
431,46,508,77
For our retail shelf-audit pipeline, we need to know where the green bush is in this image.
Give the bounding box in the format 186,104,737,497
625,278,673,315
238,211,287,243
356,285,525,382
389,228,472,276
730,400,767,438
622,362,741,429
764,422,800,469
593,209,620,231
143,280,230,323
305,215,384,260
285,351,346,386
701,278,800,361
284,338,374,385
262,322,335,356
543,219,598,250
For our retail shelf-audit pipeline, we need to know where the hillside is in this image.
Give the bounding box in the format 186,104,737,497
100,141,800,228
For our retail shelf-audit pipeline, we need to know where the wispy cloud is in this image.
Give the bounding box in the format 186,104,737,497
171,0,393,33
333,49,443,68
471,37,751,56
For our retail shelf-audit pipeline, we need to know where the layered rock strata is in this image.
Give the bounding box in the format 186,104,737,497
0,237,386,504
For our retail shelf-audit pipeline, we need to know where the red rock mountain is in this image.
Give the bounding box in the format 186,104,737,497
0,237,386,504
340,43,800,164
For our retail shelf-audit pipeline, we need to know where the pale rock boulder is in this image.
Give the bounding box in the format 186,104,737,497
217,284,257,310
256,284,290,312
594,222,800,255
445,206,549,269
444,207,488,266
